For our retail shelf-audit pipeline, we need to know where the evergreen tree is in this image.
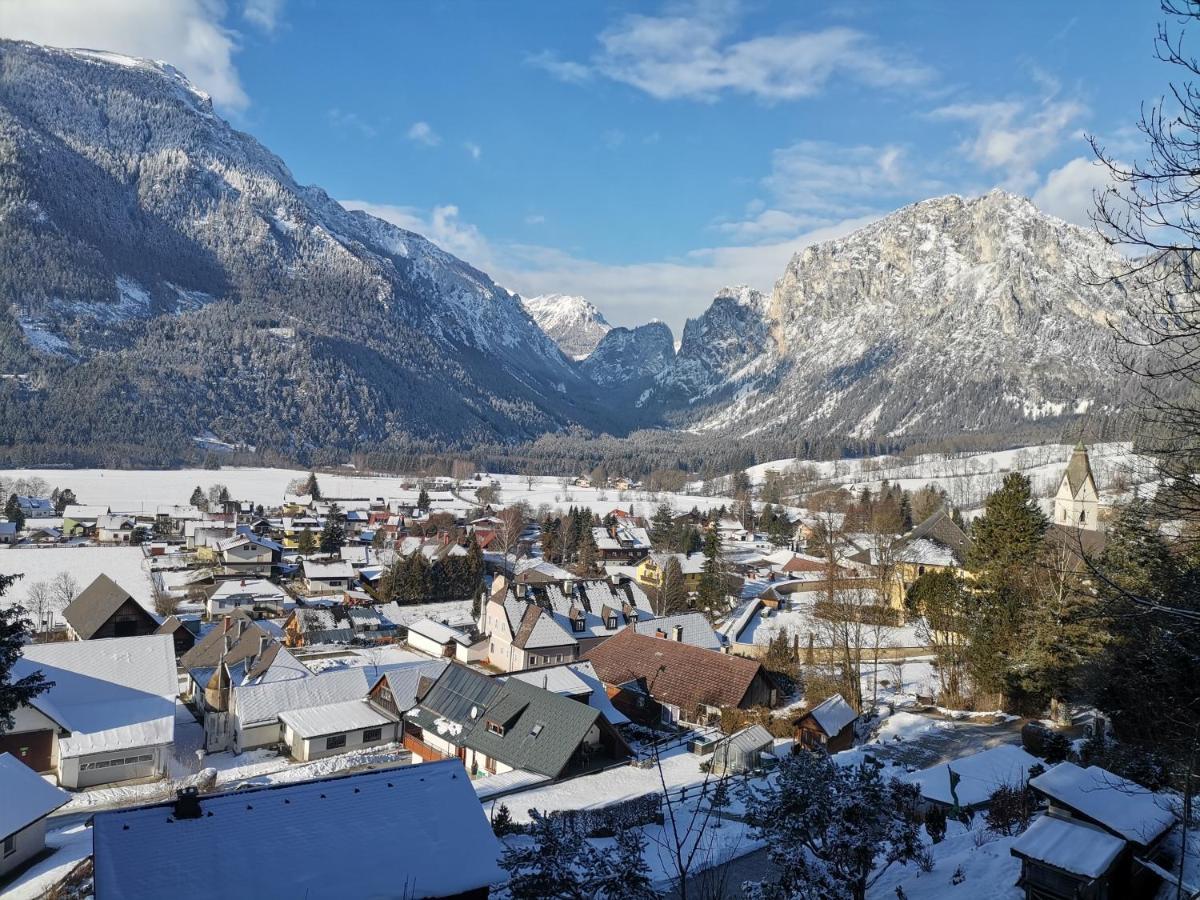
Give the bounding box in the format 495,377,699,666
189,485,205,510
541,518,561,564
297,527,316,556
319,503,347,554
500,811,589,900
4,494,24,531
744,752,922,900
650,502,675,547
576,526,597,575
303,472,321,500
659,555,688,615
400,552,433,602
696,527,725,619
54,487,76,514
417,487,431,512
0,575,52,730
965,472,1047,587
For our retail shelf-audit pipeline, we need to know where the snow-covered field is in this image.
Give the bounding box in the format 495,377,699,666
0,546,153,616
741,441,1155,511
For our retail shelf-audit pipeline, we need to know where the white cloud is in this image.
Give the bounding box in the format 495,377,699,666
406,121,441,146
524,213,546,225
532,3,932,103
243,0,284,32
342,196,875,333
0,0,249,109
1032,156,1114,226
463,141,482,160
931,94,1087,192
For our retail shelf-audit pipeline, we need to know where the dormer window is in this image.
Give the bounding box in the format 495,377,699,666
487,720,505,736
572,617,585,633
606,617,617,629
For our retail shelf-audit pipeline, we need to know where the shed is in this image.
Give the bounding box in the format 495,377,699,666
793,694,858,753
1010,812,1125,900
279,699,398,762
709,724,775,775
0,752,69,878
62,574,158,641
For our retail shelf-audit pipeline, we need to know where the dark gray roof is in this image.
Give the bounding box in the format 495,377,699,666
62,574,146,639
1063,443,1096,496
415,662,502,727
461,677,607,778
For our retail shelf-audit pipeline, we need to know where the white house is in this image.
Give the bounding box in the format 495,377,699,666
16,496,55,519
96,515,137,544
279,699,398,762
206,579,292,618
406,617,487,662
301,559,355,594
7,635,178,789
0,752,69,878
1054,442,1101,531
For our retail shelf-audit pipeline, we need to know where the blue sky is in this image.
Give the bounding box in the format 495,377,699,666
0,0,1167,331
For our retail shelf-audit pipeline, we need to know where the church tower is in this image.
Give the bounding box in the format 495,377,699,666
1054,442,1100,531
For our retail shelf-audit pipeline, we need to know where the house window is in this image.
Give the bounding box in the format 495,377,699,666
325,734,347,750
572,618,585,633
3,835,14,857
529,655,539,665
362,727,383,742
487,721,505,736
606,617,617,629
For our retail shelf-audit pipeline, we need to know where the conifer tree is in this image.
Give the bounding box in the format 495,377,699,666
189,485,205,510
303,472,321,500
650,502,675,547
297,527,316,556
319,503,346,554
4,494,24,531
1,575,51,730
417,487,430,512
659,555,688,615
696,527,725,619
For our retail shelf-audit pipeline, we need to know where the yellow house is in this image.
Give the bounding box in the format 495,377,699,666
872,509,972,609
635,552,706,594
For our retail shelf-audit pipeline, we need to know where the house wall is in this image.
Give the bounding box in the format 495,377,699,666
463,747,514,777
0,705,59,773
235,720,283,753
284,722,397,763
0,818,48,879
455,640,488,664
63,744,167,790
522,644,578,669
305,578,348,595
1055,476,1100,531
78,599,158,641
407,631,453,659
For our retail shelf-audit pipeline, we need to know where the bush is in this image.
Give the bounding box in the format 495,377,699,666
985,784,1037,836
924,803,947,844
548,792,663,837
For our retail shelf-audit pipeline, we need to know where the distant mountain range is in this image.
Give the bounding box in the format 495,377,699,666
0,40,1145,465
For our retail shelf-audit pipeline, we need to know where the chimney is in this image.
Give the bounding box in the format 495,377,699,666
174,786,202,819
222,615,232,633
257,634,269,663
673,625,684,642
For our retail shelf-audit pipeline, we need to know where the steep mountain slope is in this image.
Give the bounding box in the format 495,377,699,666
0,40,610,464
644,192,1143,443
521,294,611,360
579,322,675,398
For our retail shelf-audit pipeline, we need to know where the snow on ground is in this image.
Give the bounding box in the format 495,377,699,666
0,546,154,617
4,823,92,900
867,819,1022,899
740,441,1155,512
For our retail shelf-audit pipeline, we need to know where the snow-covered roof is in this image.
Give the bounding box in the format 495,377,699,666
407,617,471,646
92,760,505,900
302,559,355,580
234,661,424,727
904,744,1041,807
634,612,722,650
62,504,109,520
15,635,177,757
210,578,289,602
0,752,69,838
1030,762,1177,845
279,698,394,738
1010,813,1126,878
804,694,858,738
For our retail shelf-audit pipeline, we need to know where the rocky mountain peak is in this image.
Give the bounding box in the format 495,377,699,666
521,293,612,360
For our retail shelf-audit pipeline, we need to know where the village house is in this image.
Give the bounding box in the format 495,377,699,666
853,507,971,608
4,635,177,789
506,660,631,727
479,575,657,672
585,628,778,726
62,574,158,640
405,617,487,662
91,761,505,900
793,693,859,753
592,522,653,564
154,615,199,657
635,551,706,594
16,495,55,519
96,514,138,544
301,559,355,594
0,522,17,545
1011,762,1178,900
402,662,629,780
633,612,724,650
206,578,291,619
61,503,109,535
0,752,69,879
215,530,282,575
279,698,398,762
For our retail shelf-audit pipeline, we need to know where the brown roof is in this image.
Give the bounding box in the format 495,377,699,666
181,616,272,670
1062,443,1096,496
585,627,769,712
62,574,149,639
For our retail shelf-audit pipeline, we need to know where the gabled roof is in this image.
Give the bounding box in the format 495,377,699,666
1062,443,1096,496
1010,813,1125,879
799,693,858,738
279,698,394,738
302,559,355,580
462,678,615,778
373,660,450,713
413,662,502,728
634,612,723,651
91,760,505,900
585,627,770,712
0,752,69,838
14,635,177,757
62,574,149,639
891,508,971,567
1030,762,1177,846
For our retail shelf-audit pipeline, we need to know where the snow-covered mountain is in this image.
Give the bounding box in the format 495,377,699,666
0,40,616,462
628,191,1144,444
521,294,611,360
580,321,675,390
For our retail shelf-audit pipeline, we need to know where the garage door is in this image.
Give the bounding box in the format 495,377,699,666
0,729,54,772
76,750,158,788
